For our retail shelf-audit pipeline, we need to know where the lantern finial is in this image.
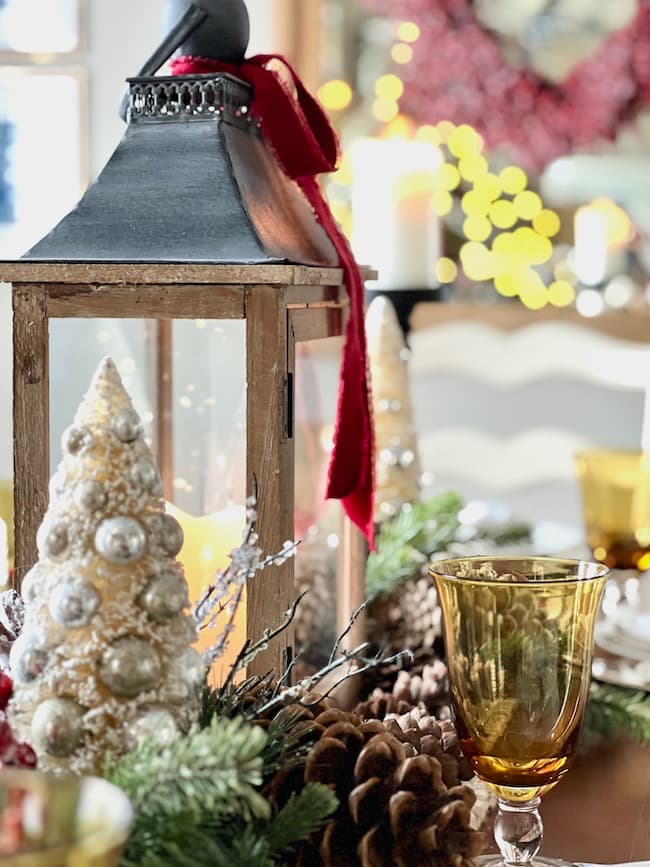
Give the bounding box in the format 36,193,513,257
118,0,249,119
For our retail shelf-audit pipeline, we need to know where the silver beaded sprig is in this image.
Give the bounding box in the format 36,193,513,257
193,492,299,666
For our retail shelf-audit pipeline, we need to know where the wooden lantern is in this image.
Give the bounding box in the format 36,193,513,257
4,264,349,675
0,61,358,676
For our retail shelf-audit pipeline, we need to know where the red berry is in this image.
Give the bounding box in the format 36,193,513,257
0,673,13,711
0,715,14,752
14,742,37,769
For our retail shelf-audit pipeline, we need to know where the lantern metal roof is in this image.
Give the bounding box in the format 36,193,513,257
23,72,338,266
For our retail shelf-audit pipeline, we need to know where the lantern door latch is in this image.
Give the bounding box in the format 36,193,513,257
283,373,294,440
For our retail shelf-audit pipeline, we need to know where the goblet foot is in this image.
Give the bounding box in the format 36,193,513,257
477,796,575,867
474,857,576,866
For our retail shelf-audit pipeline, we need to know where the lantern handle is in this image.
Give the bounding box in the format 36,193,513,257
119,3,208,120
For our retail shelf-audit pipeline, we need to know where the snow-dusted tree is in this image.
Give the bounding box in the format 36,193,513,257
366,296,421,522
10,358,204,774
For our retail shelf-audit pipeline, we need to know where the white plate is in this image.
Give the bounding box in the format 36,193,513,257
595,609,650,663
592,655,650,691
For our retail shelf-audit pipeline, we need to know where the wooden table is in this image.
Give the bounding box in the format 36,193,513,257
481,739,650,862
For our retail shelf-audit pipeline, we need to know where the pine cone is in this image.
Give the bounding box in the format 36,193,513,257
368,573,441,657
258,697,486,867
357,658,450,719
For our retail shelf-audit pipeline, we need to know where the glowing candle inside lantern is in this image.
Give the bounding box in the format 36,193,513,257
167,502,247,685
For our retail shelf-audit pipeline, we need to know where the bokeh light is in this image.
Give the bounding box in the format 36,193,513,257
448,124,484,158
513,227,553,265
432,189,454,216
548,280,576,307
463,215,492,242
375,74,404,102
462,189,490,216
499,166,528,195
513,190,543,220
382,114,413,139
436,257,458,283
489,200,517,229
415,124,441,145
391,43,414,64
436,120,457,143
494,274,518,297
576,288,605,317
397,21,421,42
473,173,501,202
604,275,635,308
372,98,399,123
317,79,353,112
579,198,635,247
533,209,561,238
437,162,461,191
458,155,489,182
460,242,493,281
517,268,549,309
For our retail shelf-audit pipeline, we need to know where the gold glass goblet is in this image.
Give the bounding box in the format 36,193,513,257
575,449,650,571
431,556,608,867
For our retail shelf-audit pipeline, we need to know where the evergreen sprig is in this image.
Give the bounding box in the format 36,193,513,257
110,716,269,865
366,492,532,600
109,715,337,867
581,682,650,752
264,784,338,856
366,492,463,599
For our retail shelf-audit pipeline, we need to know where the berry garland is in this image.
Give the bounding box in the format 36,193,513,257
364,0,650,168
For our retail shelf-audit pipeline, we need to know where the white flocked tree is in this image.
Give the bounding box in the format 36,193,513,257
10,357,204,774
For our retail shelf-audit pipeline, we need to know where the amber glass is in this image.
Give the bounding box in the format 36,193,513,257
431,557,608,866
576,449,650,571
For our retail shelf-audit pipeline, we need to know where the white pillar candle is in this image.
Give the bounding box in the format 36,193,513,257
350,138,442,290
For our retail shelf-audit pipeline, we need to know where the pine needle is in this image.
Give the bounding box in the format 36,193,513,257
110,717,270,865
264,784,338,856
581,683,650,752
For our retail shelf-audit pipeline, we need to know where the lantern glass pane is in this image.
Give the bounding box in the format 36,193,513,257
170,319,246,515
49,319,152,465
293,336,343,668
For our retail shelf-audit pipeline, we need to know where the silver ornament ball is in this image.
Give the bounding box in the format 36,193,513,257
49,581,100,628
95,517,146,565
138,572,188,623
379,446,415,469
112,408,143,443
179,648,206,691
99,637,162,697
49,471,66,502
31,698,85,758
20,564,44,604
62,425,93,455
74,480,107,513
125,705,177,749
147,514,184,558
129,459,163,495
165,647,206,704
38,520,70,561
9,634,48,683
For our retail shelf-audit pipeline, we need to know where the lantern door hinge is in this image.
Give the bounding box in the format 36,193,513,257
283,372,294,439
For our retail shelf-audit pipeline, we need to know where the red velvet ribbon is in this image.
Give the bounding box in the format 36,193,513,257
171,54,375,548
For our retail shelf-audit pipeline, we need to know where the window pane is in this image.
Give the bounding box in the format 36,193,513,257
0,0,80,54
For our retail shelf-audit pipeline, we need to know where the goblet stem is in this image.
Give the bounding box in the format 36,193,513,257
494,797,543,865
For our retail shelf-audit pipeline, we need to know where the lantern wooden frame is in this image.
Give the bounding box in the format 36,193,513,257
3,260,351,675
